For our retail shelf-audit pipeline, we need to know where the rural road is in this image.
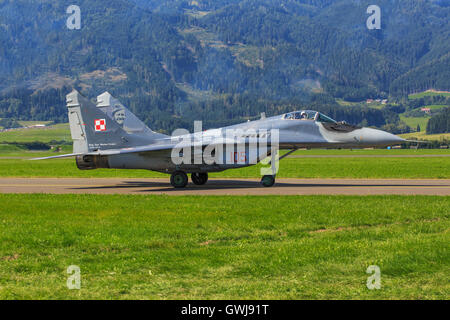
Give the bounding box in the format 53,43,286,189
0,178,449,195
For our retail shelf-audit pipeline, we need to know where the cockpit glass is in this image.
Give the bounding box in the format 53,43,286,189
284,111,337,123
284,111,311,120
316,113,336,123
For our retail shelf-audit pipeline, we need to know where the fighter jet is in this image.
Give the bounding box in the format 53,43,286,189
33,90,405,188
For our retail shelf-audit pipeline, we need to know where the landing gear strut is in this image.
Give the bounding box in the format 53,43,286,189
261,175,275,187
170,171,188,188
191,172,208,185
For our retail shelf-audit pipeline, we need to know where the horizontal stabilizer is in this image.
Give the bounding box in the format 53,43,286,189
30,153,83,160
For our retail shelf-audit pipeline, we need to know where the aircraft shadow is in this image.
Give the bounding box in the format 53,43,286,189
70,180,449,193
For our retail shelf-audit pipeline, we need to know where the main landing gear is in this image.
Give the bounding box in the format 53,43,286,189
191,172,208,185
170,171,209,188
170,171,274,188
170,171,188,188
261,175,276,187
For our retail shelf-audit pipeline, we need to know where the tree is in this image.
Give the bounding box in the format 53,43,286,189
427,108,450,134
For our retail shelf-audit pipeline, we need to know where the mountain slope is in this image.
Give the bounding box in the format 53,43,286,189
0,0,448,131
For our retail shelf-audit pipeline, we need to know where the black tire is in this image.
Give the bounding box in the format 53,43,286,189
191,172,208,185
261,175,275,187
170,171,188,188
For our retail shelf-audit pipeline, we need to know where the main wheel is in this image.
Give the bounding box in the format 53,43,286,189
261,175,275,187
191,172,208,185
170,171,188,188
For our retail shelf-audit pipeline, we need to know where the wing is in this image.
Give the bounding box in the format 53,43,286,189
30,141,206,160
30,136,260,160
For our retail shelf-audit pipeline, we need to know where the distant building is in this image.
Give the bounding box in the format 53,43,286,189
366,99,374,103
381,99,388,104
420,107,431,115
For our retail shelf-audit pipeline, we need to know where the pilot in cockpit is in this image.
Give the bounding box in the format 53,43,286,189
300,111,307,120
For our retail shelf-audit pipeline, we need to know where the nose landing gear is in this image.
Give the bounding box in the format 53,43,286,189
261,175,276,187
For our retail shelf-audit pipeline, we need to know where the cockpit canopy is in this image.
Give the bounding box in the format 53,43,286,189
283,110,336,123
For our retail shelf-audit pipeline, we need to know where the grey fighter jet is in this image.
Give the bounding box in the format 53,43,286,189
34,90,405,188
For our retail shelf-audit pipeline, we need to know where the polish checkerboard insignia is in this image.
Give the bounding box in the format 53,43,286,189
95,119,106,132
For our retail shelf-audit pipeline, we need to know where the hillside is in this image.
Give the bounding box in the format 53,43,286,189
0,0,449,132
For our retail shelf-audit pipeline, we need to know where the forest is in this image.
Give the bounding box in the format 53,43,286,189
0,0,448,133
427,107,450,134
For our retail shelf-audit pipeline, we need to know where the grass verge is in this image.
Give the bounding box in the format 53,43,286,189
0,194,448,299
0,155,448,179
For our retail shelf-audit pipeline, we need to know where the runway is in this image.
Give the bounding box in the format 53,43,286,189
0,178,449,195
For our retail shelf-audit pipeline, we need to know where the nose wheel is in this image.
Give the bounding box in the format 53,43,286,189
191,172,208,185
261,175,275,187
170,171,188,188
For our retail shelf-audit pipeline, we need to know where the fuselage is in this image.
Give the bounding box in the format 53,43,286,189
55,90,406,187
97,110,404,174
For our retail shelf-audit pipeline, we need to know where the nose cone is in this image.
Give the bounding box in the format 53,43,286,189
359,128,405,147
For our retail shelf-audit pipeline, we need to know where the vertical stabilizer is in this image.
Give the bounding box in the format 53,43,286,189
66,90,129,153
96,92,165,140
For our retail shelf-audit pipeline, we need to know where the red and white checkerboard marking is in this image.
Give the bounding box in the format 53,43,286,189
94,119,106,132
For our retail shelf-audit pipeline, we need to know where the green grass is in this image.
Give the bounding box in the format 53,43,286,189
0,123,71,143
408,91,450,99
336,99,361,107
0,154,448,179
0,194,448,299
3,147,449,157
0,148,449,179
0,144,24,153
400,131,450,141
399,106,448,132
288,149,450,155
17,120,53,127
424,105,449,110
0,145,72,157
400,115,429,132
335,99,388,109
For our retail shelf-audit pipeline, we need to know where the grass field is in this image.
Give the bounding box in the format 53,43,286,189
17,120,54,127
400,116,429,132
400,131,450,141
0,127,449,300
409,91,450,99
0,144,72,156
0,124,70,143
0,152,449,179
424,105,449,110
0,147,449,179
399,106,448,133
2,147,450,157
0,194,448,299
